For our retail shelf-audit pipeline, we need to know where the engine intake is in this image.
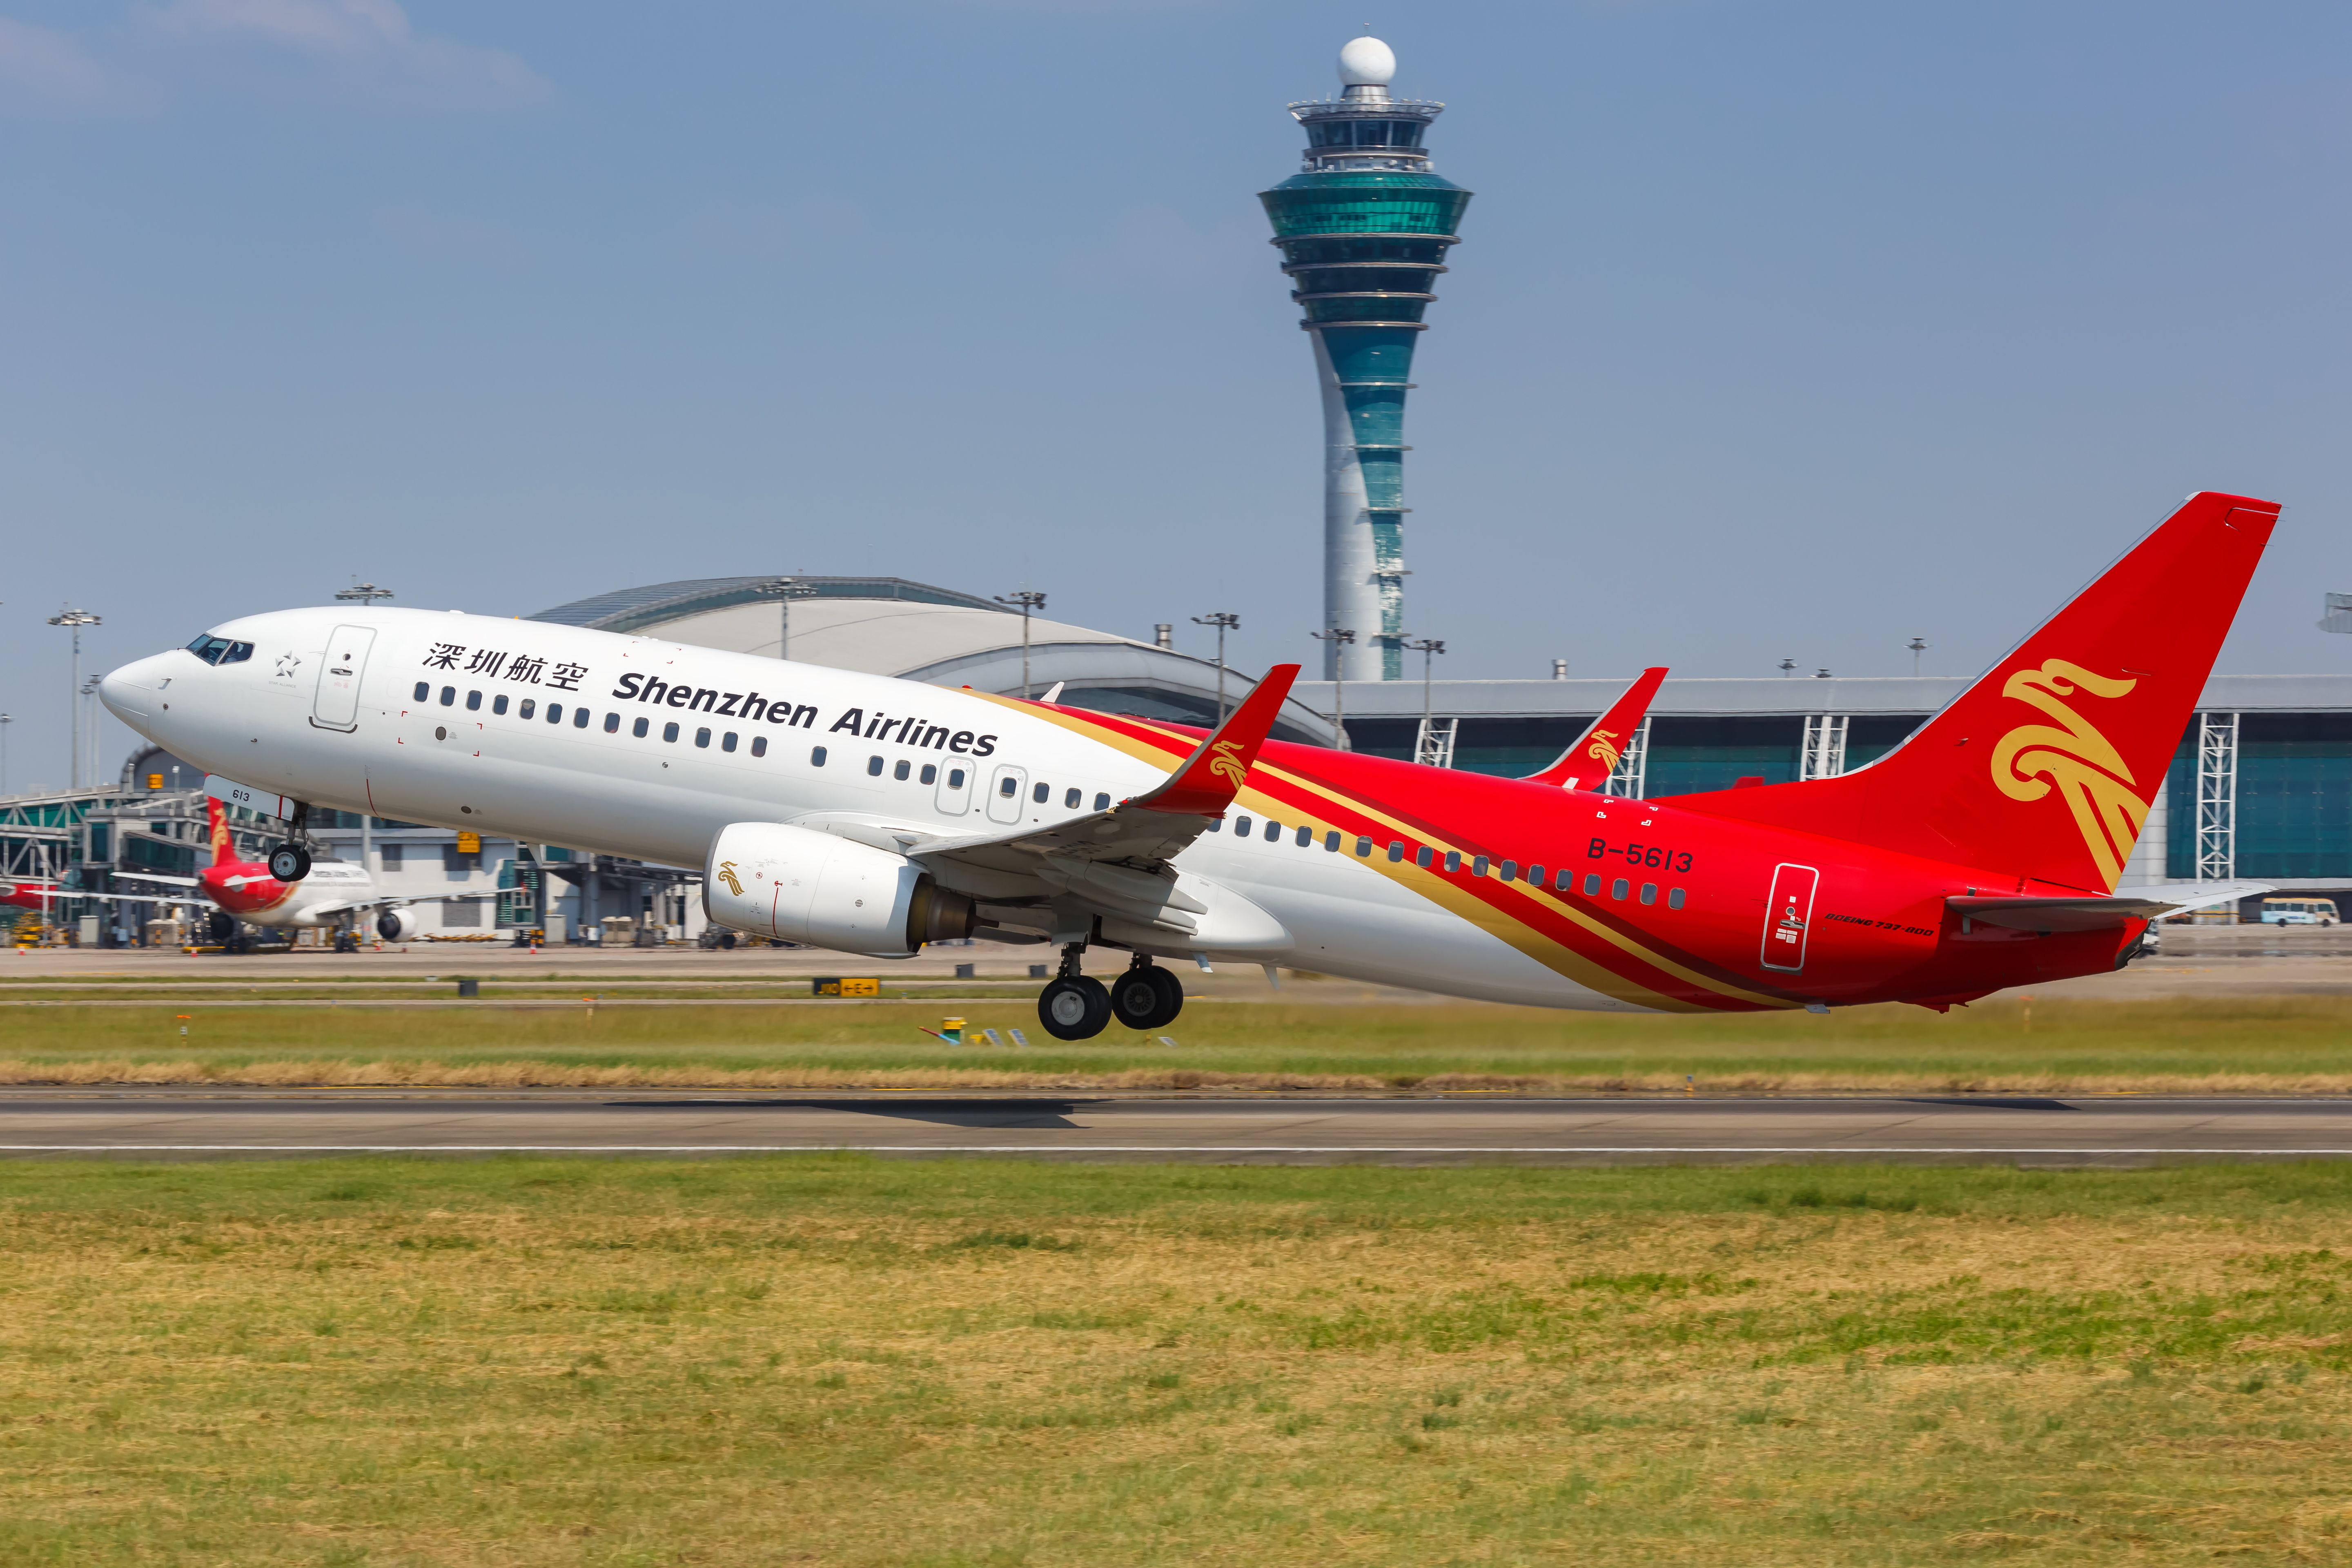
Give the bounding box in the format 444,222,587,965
704,822,973,957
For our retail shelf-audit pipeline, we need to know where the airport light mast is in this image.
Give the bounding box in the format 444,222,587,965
1261,36,1470,682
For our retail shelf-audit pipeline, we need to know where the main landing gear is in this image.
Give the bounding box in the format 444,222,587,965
1109,958,1183,1031
1036,947,1185,1041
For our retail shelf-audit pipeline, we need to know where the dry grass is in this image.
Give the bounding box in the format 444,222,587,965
4,1160,2352,1564
1,994,2352,1093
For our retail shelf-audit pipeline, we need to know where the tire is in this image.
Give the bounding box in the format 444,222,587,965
267,842,312,882
1110,964,1183,1030
206,911,236,945
1038,975,1112,1040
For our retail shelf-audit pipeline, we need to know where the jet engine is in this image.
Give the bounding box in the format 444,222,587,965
376,908,422,942
704,821,973,958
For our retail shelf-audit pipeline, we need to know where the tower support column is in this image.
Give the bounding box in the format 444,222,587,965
1315,335,1387,683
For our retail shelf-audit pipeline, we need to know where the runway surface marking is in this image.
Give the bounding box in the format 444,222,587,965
4,1093,2352,1161
6,1145,2352,1156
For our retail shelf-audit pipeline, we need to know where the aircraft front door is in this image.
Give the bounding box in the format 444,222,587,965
986,764,1027,825
311,625,377,733
1760,863,1818,973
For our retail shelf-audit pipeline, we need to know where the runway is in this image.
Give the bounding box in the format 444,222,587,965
7,1090,2352,1164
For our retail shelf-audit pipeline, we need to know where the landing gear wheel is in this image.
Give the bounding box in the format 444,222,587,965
267,842,312,882
206,911,236,946
1109,963,1183,1030
1038,975,1112,1041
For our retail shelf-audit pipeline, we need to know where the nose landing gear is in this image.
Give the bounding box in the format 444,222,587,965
266,801,314,883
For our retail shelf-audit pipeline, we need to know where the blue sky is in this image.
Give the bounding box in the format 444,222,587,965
1,0,2347,786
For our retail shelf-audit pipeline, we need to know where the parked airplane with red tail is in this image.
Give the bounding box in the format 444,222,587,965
98,492,2272,1033
115,795,493,950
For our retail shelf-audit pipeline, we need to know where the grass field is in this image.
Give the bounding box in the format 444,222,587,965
5,1158,2352,1564
3,993,2352,1092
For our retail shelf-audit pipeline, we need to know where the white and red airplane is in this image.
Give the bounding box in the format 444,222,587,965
98,492,2272,1034
112,795,493,950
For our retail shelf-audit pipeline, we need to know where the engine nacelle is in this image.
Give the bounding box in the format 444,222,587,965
704,821,973,957
376,907,423,942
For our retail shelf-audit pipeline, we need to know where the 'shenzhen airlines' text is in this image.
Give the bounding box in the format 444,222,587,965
609,675,998,756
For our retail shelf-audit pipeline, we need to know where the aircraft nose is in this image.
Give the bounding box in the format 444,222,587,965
100,655,174,724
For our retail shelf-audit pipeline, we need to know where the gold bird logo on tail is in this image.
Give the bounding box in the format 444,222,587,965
1585,728,1623,772
1990,659,2147,889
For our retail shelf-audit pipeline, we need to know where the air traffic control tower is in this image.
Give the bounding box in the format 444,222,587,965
1261,36,1471,682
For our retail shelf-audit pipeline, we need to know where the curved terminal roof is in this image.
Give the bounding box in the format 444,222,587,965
530,576,1337,746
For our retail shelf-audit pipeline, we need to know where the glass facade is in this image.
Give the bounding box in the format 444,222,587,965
2165,715,2352,880
1341,713,1933,788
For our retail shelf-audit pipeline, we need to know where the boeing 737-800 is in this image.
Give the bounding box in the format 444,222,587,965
99,492,2274,1037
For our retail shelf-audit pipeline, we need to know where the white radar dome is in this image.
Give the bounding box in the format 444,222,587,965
1336,35,1396,88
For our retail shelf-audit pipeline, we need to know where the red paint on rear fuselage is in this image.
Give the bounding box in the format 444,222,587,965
1035,708,2133,1012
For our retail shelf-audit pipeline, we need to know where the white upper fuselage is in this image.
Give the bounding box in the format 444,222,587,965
99,606,1640,1008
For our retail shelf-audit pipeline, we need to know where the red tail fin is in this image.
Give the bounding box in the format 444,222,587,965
206,795,234,865
1668,492,2280,892
1526,667,1668,789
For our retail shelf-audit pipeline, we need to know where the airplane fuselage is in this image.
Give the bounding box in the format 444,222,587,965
99,606,2134,1013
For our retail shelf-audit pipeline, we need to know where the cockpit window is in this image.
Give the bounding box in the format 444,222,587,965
185,634,233,666
220,642,254,664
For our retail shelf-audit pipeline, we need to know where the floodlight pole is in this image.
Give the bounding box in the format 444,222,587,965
334,583,395,608
996,590,1048,699
0,714,11,794
1407,637,1445,732
1310,627,1356,750
80,677,102,791
1907,637,1928,677
1192,612,1241,721
756,577,817,664
47,610,100,791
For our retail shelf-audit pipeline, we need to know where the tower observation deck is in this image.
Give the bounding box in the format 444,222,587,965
1261,36,1471,682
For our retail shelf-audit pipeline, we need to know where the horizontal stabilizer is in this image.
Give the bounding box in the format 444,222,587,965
1949,880,2270,932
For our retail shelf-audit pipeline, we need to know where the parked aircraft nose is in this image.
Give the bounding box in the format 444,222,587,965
100,655,176,726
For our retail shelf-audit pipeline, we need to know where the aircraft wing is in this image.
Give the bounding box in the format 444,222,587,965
3,887,179,906
1525,667,1668,789
1947,880,2270,933
858,666,1303,946
110,871,201,889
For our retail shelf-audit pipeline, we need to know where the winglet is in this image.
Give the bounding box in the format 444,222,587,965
1526,667,1668,789
1126,664,1302,816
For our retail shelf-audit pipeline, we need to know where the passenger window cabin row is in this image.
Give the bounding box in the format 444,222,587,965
416,681,784,756
1212,812,1689,911
413,682,1133,817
